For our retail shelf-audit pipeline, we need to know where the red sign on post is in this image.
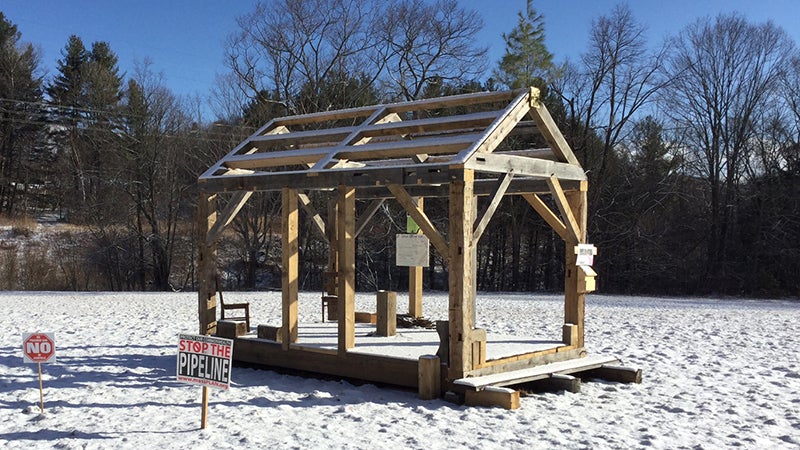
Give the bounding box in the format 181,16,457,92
23,333,56,364
177,334,233,390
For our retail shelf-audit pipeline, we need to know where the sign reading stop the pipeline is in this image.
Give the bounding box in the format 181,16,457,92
177,334,233,390
22,333,56,364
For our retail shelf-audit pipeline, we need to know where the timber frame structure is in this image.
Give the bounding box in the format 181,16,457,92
197,88,635,406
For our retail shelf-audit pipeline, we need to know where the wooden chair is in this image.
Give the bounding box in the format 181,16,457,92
216,276,250,329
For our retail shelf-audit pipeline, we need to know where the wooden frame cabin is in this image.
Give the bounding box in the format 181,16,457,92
196,88,638,408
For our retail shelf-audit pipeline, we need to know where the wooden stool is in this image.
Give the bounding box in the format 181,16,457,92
321,295,338,322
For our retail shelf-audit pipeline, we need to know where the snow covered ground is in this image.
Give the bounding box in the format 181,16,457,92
1,291,798,449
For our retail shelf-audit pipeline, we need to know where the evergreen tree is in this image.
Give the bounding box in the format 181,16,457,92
47,35,124,223
47,35,88,109
84,41,123,120
494,0,555,90
0,12,46,215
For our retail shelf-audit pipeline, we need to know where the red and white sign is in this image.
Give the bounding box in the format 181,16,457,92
22,333,56,363
177,334,233,390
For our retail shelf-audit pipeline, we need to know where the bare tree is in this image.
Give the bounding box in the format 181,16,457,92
121,61,195,290
225,0,380,114
377,0,487,100
778,55,800,174
663,13,795,284
554,5,666,189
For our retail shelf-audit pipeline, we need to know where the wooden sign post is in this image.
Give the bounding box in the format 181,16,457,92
22,332,56,412
177,333,234,429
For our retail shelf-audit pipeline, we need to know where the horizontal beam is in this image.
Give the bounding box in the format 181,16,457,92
269,89,520,129
361,110,500,138
466,153,586,181
199,163,458,192
355,178,582,200
223,133,480,170
247,126,356,149
308,107,392,171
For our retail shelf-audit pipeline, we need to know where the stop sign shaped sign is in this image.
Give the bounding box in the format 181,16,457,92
23,333,56,363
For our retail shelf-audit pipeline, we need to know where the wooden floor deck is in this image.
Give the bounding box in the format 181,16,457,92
226,321,639,408
236,321,564,362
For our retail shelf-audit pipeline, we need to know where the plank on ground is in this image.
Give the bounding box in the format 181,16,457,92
454,354,620,389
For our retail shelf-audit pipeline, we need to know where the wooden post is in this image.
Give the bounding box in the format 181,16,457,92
470,328,487,368
37,363,44,412
564,181,588,348
200,386,209,429
337,185,356,353
282,188,299,349
418,355,441,400
326,197,338,296
448,169,476,379
562,323,578,346
409,197,424,318
376,290,397,336
197,192,218,335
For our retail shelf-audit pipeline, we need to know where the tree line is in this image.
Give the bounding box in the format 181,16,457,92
0,0,798,297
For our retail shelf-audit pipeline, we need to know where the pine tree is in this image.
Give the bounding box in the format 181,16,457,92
85,41,123,120
0,12,46,215
494,0,555,90
47,35,124,223
47,35,88,109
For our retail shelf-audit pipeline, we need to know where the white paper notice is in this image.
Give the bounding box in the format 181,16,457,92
396,234,430,267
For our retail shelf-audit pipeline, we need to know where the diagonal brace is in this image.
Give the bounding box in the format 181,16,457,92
355,199,385,238
546,176,581,243
206,191,253,245
521,193,568,241
473,172,514,243
298,192,328,243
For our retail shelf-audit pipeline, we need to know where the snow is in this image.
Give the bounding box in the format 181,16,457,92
1,291,799,449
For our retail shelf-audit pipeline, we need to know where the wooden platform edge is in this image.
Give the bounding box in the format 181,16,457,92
232,337,419,387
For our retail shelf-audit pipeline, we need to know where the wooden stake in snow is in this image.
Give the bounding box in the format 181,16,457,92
22,333,56,412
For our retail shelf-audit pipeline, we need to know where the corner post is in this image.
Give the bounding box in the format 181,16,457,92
448,169,476,379
337,185,356,353
282,188,299,349
197,192,218,335
564,180,588,348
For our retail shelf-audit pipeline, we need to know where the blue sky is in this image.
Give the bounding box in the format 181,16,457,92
3,0,800,120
